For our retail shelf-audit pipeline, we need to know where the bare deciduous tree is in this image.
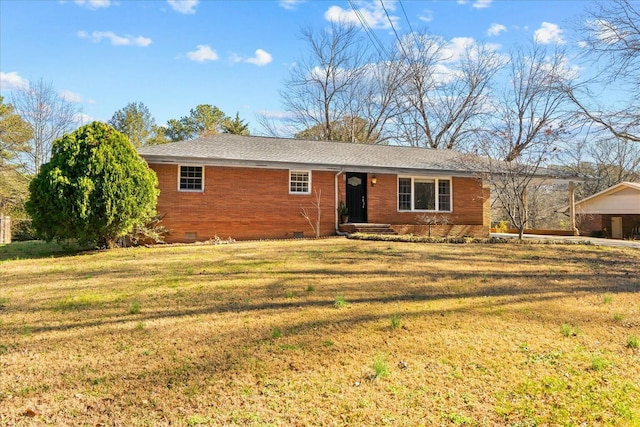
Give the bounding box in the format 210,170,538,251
482,143,563,239
300,188,322,238
280,21,403,144
10,79,80,174
566,0,640,143
417,213,451,237
343,58,405,144
562,135,640,199
475,44,573,239
497,44,571,161
282,22,368,142
255,111,290,138
395,33,502,150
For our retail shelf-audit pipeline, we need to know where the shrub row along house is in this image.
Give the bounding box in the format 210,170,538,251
138,134,573,243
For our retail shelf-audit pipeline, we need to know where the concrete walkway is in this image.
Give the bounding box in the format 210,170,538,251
491,233,640,249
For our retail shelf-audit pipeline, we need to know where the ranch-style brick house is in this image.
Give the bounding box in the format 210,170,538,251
137,134,545,243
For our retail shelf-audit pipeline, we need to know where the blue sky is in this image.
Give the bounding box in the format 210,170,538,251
1,0,593,134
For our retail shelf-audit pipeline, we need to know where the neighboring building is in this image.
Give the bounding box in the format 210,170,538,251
137,134,564,243
562,182,640,239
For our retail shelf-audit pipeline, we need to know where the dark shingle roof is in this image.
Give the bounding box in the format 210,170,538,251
138,134,585,181
137,134,484,176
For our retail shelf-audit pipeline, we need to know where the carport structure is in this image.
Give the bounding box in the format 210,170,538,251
560,182,640,239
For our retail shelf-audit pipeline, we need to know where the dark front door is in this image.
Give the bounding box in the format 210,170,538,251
346,172,367,223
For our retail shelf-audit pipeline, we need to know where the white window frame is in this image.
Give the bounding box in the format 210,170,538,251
289,170,311,195
178,165,205,192
397,176,452,212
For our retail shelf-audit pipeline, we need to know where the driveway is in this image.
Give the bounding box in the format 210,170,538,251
491,233,640,249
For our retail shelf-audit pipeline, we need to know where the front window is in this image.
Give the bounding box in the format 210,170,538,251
398,178,412,210
414,179,436,210
398,177,451,212
290,170,311,194
179,166,203,191
438,180,451,211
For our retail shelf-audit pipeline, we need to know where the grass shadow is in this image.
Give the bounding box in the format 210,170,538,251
0,240,91,261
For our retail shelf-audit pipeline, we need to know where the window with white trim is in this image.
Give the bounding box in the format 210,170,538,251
398,177,451,211
289,170,311,194
179,166,204,191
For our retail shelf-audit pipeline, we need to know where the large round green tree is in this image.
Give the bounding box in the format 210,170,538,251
26,121,159,248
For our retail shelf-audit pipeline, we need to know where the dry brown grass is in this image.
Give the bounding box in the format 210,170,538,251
1,238,639,426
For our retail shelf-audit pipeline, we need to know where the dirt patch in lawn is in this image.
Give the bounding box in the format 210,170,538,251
1,239,639,426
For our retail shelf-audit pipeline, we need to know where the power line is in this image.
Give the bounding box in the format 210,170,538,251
379,0,415,67
347,0,389,60
398,0,423,53
398,0,415,36
379,0,403,49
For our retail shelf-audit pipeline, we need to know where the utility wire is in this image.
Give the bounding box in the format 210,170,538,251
347,0,390,60
398,0,424,55
379,0,403,49
398,0,415,36
379,0,414,64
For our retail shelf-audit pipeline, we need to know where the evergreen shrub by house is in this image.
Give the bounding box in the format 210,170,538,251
26,122,158,248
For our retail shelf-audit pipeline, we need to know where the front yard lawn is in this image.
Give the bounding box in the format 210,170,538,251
1,239,639,426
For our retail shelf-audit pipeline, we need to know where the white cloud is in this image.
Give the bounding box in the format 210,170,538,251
167,0,198,14
487,23,506,36
245,49,272,66
59,89,94,104
556,56,581,81
534,22,565,44
0,71,29,91
325,1,398,30
586,19,619,45
73,0,111,9
59,90,84,103
324,6,357,24
260,110,295,120
309,65,353,82
77,30,152,47
187,45,219,62
441,37,476,62
278,0,306,10
457,0,492,8
75,112,95,125
418,9,433,23
472,0,492,9
398,35,502,85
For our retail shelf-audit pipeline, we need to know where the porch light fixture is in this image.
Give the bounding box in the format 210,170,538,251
371,176,377,186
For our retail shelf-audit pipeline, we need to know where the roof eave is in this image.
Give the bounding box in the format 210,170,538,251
140,155,486,177
556,181,640,212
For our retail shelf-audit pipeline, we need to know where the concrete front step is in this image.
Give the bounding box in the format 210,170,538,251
339,223,398,235
359,229,397,235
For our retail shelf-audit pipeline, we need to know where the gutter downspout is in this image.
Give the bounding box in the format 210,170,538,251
335,170,349,236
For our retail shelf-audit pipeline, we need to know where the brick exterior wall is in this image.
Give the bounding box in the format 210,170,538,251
152,164,337,242
576,214,603,236
577,214,640,239
150,164,490,242
337,174,488,226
